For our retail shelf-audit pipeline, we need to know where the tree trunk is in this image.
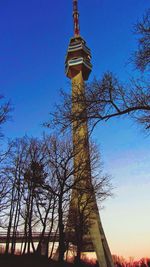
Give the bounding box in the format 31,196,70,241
58,196,65,264
5,185,16,254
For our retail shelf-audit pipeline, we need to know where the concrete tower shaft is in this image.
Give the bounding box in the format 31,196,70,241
65,1,114,267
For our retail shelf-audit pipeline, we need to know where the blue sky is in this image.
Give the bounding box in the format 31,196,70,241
0,0,150,260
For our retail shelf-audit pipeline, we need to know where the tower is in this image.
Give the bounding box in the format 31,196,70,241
65,1,114,267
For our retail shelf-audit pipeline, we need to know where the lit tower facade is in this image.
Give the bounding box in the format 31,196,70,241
65,1,114,267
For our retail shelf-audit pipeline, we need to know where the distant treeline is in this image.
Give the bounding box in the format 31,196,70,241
113,255,150,267
0,253,149,267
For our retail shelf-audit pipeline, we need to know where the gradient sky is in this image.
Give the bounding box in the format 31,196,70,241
0,0,150,260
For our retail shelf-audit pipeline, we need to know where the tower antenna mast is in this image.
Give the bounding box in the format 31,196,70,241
73,0,80,36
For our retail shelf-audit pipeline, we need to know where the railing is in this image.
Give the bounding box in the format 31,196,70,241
0,232,59,243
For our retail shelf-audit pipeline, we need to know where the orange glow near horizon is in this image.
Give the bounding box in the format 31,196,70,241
65,250,150,265
0,243,149,263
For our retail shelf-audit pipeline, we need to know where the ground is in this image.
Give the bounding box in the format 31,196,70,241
0,254,98,267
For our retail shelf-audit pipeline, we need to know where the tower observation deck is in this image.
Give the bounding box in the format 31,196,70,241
65,1,114,267
65,36,92,80
65,0,92,81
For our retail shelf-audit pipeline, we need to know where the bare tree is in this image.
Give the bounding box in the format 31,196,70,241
0,137,47,255
0,96,11,138
21,138,48,255
0,134,112,261
3,138,28,254
42,135,75,263
0,159,12,217
133,9,150,71
47,9,150,132
0,96,12,223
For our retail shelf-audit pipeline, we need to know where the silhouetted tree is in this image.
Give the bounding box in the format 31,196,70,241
0,96,11,139
43,135,75,263
21,138,47,254
133,9,150,71
4,138,28,254
0,134,112,260
47,9,150,132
